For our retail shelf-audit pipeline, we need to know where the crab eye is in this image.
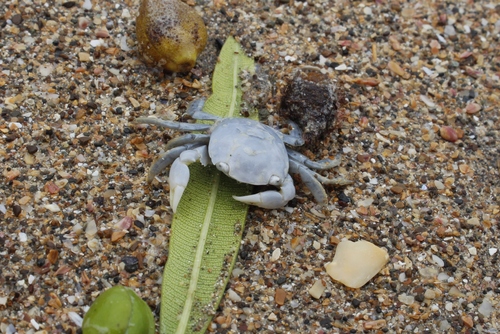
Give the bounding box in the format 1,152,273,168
269,175,281,186
216,162,230,174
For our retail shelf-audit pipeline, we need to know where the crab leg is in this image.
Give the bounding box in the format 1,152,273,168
165,133,210,151
281,120,305,146
287,148,342,170
169,145,210,213
232,174,296,209
289,160,328,205
147,143,204,183
289,160,353,205
186,98,220,121
135,117,212,131
314,173,353,186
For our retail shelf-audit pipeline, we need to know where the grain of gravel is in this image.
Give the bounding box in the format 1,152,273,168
0,0,499,333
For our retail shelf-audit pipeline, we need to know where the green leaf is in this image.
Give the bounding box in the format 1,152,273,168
160,37,256,334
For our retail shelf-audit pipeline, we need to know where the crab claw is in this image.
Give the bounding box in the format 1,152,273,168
168,146,210,213
169,159,189,213
233,175,296,209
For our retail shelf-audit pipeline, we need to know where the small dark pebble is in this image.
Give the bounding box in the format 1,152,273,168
337,191,351,203
352,298,361,308
11,14,22,25
121,256,139,273
78,136,91,146
1,111,10,120
5,134,18,142
26,145,38,154
86,101,98,110
415,293,425,302
62,1,76,8
93,196,104,206
13,205,22,217
239,250,249,260
134,220,144,229
319,317,333,329
146,199,161,208
11,254,22,263
276,276,287,285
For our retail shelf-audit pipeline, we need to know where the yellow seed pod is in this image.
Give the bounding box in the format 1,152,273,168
136,0,208,72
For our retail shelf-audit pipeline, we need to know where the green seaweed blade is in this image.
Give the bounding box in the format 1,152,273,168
160,37,255,334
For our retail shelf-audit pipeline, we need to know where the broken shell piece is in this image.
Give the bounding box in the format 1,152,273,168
309,279,326,299
325,239,389,288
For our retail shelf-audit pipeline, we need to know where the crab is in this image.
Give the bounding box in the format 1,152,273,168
135,99,352,212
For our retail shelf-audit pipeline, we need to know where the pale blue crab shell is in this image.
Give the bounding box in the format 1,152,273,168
208,118,289,186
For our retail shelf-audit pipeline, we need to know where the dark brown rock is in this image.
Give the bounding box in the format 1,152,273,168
13,205,22,217
26,145,38,154
279,69,337,149
11,14,22,25
78,136,91,146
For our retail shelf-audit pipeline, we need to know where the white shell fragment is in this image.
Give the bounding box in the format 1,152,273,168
325,239,389,288
308,279,326,299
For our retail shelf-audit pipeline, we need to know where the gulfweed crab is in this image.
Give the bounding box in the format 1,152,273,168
135,99,351,212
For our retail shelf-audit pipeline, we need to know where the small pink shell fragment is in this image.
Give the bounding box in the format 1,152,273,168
439,126,458,142
78,17,90,29
5,169,21,181
95,28,110,38
459,51,473,58
115,216,134,230
465,103,481,114
45,181,60,194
